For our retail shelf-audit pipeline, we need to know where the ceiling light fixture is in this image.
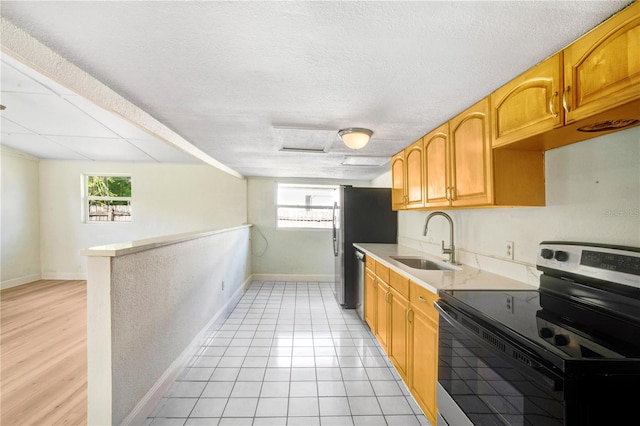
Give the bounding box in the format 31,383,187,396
338,128,373,150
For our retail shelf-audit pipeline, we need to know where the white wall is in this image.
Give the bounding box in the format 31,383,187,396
38,161,247,278
371,170,391,188
1,147,41,288
248,177,373,279
86,226,252,425
398,126,640,284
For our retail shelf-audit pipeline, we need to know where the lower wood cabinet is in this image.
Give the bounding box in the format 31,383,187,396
410,307,439,424
364,268,377,331
375,278,390,352
363,260,440,426
409,283,440,425
389,286,410,382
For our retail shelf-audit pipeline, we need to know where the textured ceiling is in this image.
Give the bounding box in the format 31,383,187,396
0,1,632,180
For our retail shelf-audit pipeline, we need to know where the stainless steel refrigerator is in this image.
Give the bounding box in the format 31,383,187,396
332,186,397,311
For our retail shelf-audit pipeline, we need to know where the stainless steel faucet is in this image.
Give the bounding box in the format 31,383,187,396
423,211,457,264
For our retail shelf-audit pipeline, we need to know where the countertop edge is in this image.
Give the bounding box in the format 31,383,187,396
354,243,537,296
81,224,253,257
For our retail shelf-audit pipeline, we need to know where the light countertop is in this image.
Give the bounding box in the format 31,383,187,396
354,243,536,295
81,225,252,257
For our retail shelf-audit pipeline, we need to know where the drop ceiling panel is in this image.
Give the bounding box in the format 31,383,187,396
1,53,205,165
64,95,163,141
46,135,156,162
1,91,118,138
1,132,89,160
1,59,53,95
2,56,76,96
1,116,32,134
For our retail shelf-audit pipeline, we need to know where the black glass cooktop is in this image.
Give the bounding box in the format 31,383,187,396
439,286,640,370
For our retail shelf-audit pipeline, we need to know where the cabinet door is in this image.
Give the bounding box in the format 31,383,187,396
491,53,563,147
364,269,377,332
405,139,425,209
423,123,450,208
375,280,390,352
563,2,640,123
450,98,493,207
410,308,439,426
391,152,406,210
389,288,410,382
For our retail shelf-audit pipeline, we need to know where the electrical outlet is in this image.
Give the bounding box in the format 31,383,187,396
506,241,514,260
506,295,514,313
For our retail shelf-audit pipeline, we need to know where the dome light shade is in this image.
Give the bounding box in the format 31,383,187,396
338,128,373,150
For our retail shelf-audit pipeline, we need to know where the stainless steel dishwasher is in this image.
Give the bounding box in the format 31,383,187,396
354,249,365,320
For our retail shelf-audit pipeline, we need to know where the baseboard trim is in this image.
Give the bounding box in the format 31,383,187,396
250,273,333,282
41,272,88,280
1,273,42,290
120,275,251,426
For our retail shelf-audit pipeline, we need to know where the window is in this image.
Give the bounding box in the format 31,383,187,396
276,183,338,229
85,175,132,222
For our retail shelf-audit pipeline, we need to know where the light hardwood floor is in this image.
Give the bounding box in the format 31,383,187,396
1,280,87,426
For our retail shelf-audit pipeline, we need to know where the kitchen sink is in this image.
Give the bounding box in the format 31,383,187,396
390,256,454,271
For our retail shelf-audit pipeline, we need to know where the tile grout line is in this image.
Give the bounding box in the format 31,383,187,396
147,281,429,425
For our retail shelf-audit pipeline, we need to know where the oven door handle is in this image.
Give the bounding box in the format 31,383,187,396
435,300,564,393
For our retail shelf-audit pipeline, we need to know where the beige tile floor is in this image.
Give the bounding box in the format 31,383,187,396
146,281,430,426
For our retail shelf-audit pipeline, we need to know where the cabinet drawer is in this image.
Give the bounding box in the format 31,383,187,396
410,281,439,319
375,263,390,283
366,256,376,271
390,269,410,299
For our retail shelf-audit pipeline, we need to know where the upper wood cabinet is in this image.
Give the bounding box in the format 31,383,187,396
423,123,450,208
391,153,405,210
405,140,425,209
491,2,639,150
563,2,640,124
420,98,544,209
491,53,563,148
450,98,493,207
391,139,425,210
390,3,638,211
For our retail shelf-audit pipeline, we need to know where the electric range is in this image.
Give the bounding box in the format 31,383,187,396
435,242,640,426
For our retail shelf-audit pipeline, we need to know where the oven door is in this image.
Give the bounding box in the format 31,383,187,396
435,300,565,426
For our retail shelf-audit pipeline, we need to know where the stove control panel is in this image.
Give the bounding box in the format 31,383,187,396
536,317,622,359
537,242,640,289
